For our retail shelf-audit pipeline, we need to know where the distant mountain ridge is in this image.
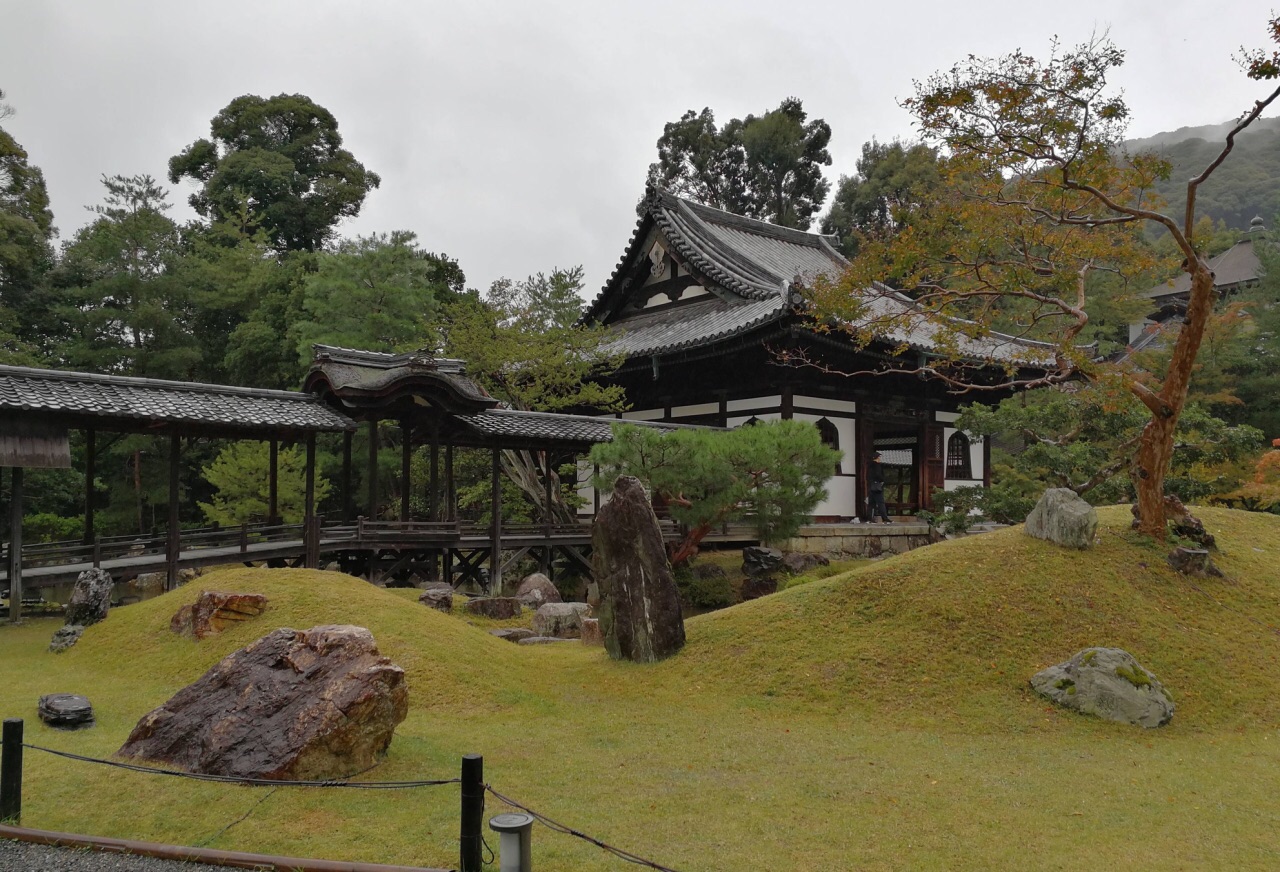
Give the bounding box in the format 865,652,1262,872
1123,116,1280,231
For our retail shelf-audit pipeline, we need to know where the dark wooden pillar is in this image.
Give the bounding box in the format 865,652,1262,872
267,437,279,526
304,433,318,568
983,436,992,489
489,448,502,593
367,419,379,520
341,429,353,523
541,449,554,574
7,467,22,622
83,429,95,546
428,438,440,522
165,435,180,591
400,420,411,523
445,445,455,522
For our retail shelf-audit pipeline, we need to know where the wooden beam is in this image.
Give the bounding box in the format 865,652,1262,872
83,429,95,546
304,433,318,569
165,435,180,591
489,448,502,593
367,419,379,520
400,421,411,523
7,467,22,622
267,438,279,526
341,429,353,523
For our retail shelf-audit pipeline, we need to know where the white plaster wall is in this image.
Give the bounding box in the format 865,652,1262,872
793,395,857,414
621,408,665,421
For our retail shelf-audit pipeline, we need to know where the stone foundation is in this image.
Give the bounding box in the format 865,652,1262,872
780,523,939,559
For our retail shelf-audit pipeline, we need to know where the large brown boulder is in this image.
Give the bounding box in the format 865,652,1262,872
118,625,408,781
515,573,562,608
170,591,268,640
465,597,522,619
592,476,685,662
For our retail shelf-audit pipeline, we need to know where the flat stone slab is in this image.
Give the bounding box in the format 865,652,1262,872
38,693,95,729
490,628,535,643
517,636,577,645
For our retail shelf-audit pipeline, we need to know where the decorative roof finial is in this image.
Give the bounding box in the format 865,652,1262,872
1250,215,1265,233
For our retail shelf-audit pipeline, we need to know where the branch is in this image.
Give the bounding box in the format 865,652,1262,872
1186,83,1280,236
1073,435,1141,495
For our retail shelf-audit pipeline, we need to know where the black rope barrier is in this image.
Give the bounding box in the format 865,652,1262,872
20,743,460,789
485,784,684,872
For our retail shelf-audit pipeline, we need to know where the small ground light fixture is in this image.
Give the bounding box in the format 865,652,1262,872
489,812,535,872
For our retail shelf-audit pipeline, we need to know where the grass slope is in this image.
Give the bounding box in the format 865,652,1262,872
2,505,1279,870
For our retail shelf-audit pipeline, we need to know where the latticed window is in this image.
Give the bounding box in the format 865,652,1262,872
946,432,972,479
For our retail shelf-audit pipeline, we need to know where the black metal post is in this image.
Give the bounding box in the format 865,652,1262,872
367,420,379,520
342,429,353,523
1,718,22,824
268,437,279,526
83,429,95,546
165,435,180,591
459,754,484,872
7,467,22,623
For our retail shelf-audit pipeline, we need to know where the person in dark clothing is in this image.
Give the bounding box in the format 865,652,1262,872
868,451,892,523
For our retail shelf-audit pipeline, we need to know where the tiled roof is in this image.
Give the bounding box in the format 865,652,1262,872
0,365,355,433
455,408,697,446
306,345,498,411
588,188,1053,367
1144,229,1265,300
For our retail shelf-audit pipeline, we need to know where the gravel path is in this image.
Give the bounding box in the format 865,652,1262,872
0,840,205,871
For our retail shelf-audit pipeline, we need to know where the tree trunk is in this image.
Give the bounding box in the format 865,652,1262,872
498,449,577,524
669,523,713,567
1130,260,1217,539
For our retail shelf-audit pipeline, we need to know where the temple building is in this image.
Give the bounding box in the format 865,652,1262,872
579,188,1051,521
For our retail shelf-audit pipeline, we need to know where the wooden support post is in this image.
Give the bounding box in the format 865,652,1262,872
304,433,318,569
165,435,180,591
459,754,483,872
7,468,22,623
267,437,279,526
542,449,553,574
1,718,22,824
83,429,95,546
593,463,601,515
341,429,353,523
428,437,439,522
445,445,455,522
490,448,502,593
367,420,379,521
400,421,411,523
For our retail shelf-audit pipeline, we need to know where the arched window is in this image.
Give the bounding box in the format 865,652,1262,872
815,418,841,474
946,432,972,479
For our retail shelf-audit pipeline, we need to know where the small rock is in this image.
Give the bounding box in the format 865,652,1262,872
170,591,269,640
324,562,342,572
532,602,590,638
64,568,113,627
1025,488,1098,549
48,625,85,653
740,576,777,601
1031,647,1174,728
132,571,166,593
781,552,829,575
38,693,95,729
517,636,577,645
1167,546,1222,577
742,546,784,577
515,573,562,608
691,563,728,582
490,628,535,643
465,597,523,619
418,588,454,613
579,617,603,646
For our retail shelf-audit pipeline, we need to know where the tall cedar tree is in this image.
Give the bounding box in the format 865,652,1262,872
169,94,380,252
808,24,1280,539
647,98,832,229
0,110,56,363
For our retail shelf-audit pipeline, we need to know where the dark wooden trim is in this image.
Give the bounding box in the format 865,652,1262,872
165,435,180,591
367,419,378,520
304,433,318,568
7,467,22,622
428,430,439,522
341,430,353,523
83,430,95,546
781,386,794,420
983,436,992,489
445,445,455,523
267,438,279,526
400,420,411,523
489,449,502,591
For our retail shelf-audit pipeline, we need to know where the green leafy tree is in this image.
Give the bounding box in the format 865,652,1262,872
590,421,840,566
647,98,832,229
53,175,198,378
198,441,330,526
0,111,56,363
169,93,380,252
443,265,626,522
820,139,942,257
294,231,455,362
812,23,1280,539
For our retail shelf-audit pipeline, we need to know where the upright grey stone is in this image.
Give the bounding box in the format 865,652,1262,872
532,602,590,638
592,475,685,662
63,568,113,627
1024,488,1098,549
1031,647,1174,728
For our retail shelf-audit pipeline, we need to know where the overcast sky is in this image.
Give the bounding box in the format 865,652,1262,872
1,1,1274,297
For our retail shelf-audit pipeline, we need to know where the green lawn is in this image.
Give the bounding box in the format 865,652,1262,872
2,505,1279,870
